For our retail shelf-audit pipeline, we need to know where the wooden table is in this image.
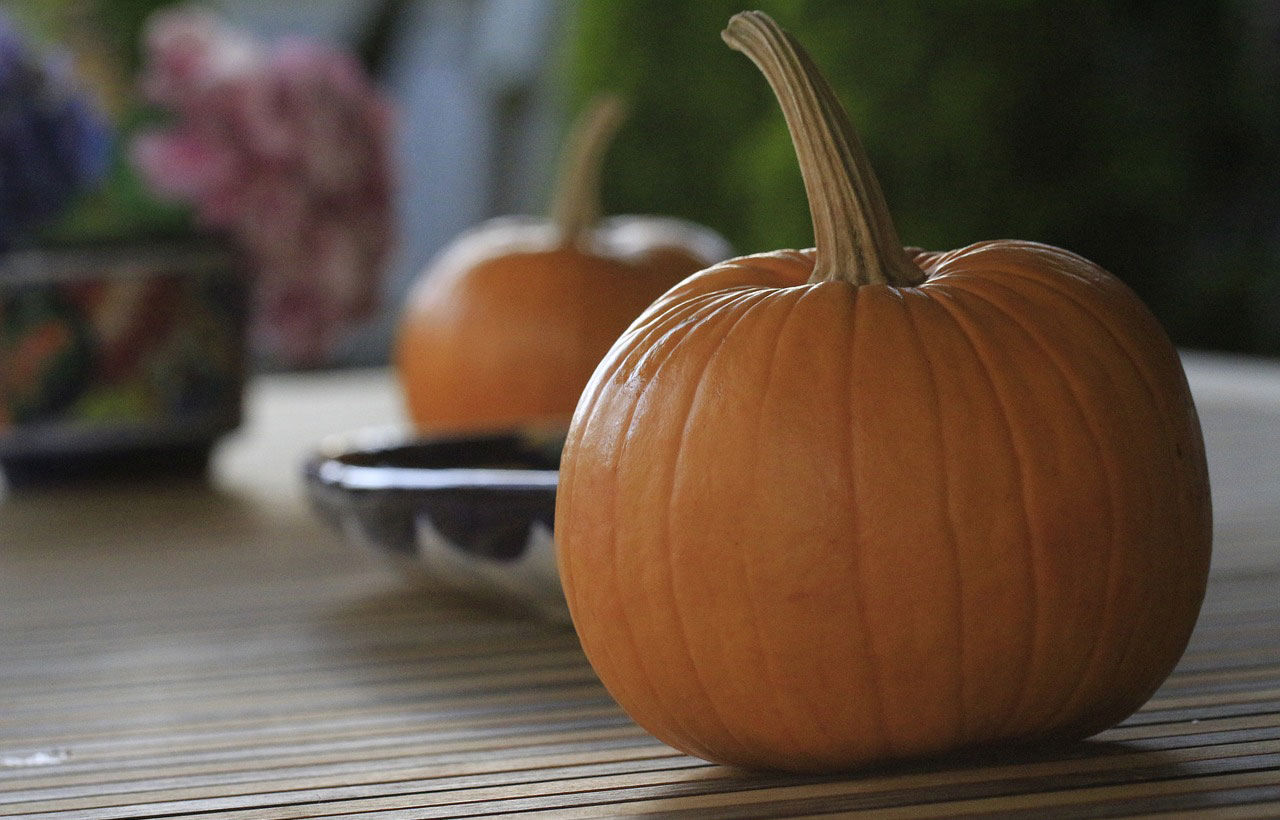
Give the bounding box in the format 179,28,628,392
1,354,1278,819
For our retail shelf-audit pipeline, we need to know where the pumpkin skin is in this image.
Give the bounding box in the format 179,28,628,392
556,242,1211,772
397,217,728,432
556,12,1213,771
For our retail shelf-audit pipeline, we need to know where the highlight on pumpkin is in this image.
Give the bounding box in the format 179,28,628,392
394,94,732,435
553,10,1212,773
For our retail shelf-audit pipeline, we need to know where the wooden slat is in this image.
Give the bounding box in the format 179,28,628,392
1,362,1277,818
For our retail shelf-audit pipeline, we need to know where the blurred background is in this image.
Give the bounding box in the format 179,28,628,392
4,0,1279,366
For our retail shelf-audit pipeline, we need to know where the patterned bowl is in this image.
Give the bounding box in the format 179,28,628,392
304,427,569,621
0,241,247,486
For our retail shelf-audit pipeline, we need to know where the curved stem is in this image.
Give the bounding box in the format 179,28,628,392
550,93,628,243
722,12,923,286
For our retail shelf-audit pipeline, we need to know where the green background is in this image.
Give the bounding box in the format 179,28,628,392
566,0,1280,355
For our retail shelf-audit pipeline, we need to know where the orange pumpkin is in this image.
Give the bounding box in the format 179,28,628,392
396,96,731,433
555,12,1212,772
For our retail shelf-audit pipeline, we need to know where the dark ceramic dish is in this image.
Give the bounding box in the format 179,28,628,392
304,427,570,621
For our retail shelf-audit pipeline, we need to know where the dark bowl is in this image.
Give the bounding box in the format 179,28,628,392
304,427,570,621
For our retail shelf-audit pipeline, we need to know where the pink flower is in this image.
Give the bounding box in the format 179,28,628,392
132,7,395,365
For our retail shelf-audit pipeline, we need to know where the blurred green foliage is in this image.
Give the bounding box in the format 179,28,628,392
9,0,172,73
9,0,193,246
39,106,193,247
565,0,1280,354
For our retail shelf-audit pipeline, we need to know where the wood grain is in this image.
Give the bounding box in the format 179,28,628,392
1,356,1277,818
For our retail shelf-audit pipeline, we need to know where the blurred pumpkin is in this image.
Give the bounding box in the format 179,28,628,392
555,13,1212,772
396,95,731,433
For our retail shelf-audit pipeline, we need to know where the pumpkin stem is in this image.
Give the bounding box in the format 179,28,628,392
722,12,923,286
550,93,628,244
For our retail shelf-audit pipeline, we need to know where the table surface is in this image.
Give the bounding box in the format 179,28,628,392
1,352,1278,819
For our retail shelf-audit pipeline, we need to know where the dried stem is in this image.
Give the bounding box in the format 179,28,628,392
550,94,628,243
723,12,923,286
